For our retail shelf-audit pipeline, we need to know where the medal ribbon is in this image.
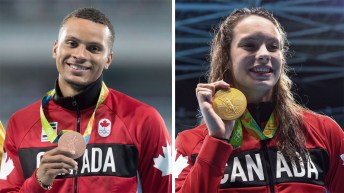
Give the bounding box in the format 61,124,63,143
229,109,279,147
40,82,109,144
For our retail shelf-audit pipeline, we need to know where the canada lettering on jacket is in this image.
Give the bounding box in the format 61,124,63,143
37,147,116,175
220,151,319,184
19,144,138,179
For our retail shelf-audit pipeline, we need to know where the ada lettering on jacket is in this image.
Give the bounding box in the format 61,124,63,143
20,144,138,179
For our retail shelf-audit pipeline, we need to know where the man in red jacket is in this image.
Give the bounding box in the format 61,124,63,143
0,7,171,193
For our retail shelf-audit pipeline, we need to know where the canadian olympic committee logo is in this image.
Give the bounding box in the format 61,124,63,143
98,118,111,137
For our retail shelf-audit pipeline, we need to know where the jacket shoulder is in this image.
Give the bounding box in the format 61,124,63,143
302,110,343,144
10,100,41,123
107,89,156,113
104,89,164,131
6,100,42,144
303,110,340,130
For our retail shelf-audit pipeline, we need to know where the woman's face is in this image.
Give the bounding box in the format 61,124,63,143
230,15,282,102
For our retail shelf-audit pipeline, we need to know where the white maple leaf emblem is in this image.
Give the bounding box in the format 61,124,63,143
0,151,14,179
153,141,171,176
341,154,344,165
174,151,189,178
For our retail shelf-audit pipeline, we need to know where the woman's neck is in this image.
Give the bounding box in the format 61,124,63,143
244,89,273,104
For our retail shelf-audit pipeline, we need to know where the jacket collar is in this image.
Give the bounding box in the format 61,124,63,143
247,101,275,124
53,75,103,111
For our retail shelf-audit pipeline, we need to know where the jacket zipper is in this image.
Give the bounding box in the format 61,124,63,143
72,98,80,193
261,140,275,193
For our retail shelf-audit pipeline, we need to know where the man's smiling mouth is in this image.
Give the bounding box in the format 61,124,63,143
68,63,90,71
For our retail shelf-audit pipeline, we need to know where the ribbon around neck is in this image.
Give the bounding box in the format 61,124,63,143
229,109,279,147
40,82,109,144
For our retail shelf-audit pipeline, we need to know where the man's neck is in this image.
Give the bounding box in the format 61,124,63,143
60,85,84,97
53,76,103,111
57,79,86,97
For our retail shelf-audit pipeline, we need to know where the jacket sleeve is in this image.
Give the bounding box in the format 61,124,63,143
0,118,46,193
324,117,344,193
175,134,233,193
138,108,171,193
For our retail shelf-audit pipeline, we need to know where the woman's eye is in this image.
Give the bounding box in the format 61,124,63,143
244,43,254,48
268,44,279,51
242,43,256,50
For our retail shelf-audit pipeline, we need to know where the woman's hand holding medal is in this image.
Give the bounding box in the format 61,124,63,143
196,80,246,140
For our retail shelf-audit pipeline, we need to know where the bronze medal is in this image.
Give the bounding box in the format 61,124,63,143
58,131,86,159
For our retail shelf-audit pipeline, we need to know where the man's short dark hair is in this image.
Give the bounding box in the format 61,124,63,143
61,7,115,51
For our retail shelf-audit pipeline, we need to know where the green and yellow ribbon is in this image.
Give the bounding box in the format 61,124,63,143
230,109,279,147
40,82,109,144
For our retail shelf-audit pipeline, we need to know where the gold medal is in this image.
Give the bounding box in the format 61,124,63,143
212,88,247,120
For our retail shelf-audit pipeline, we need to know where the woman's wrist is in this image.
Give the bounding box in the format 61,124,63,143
209,134,229,142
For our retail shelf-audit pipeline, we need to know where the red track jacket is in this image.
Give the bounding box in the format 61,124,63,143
0,81,171,193
175,111,344,193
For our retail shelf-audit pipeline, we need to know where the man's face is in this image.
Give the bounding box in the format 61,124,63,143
230,15,282,102
53,17,112,90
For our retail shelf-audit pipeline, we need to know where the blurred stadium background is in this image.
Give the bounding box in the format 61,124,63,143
176,0,344,135
0,0,172,135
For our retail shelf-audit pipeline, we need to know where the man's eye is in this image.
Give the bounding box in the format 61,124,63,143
66,41,77,47
89,46,100,52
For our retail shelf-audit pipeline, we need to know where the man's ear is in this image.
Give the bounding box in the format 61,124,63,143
104,52,113,70
52,40,58,58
